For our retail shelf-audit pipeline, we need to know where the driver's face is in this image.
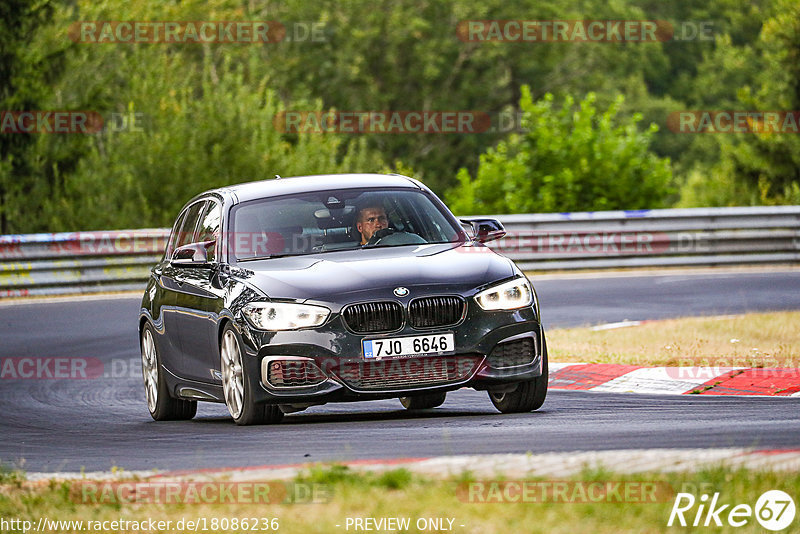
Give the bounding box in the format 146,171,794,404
357,207,388,244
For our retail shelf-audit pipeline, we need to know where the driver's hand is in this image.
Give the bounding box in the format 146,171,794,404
365,227,395,246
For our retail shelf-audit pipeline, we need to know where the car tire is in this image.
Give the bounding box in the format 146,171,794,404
220,323,284,426
488,334,548,414
140,322,197,421
399,392,447,410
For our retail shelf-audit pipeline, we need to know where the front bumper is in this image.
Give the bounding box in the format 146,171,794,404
234,301,544,405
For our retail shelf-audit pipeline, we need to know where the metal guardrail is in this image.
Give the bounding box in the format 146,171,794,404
491,206,800,271
0,207,798,297
0,230,167,297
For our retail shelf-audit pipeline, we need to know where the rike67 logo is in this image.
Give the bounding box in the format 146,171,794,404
668,490,796,531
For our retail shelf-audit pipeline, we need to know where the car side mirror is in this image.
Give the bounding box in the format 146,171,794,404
460,218,506,244
171,241,214,266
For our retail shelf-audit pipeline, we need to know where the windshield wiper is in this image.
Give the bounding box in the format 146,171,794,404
237,254,292,262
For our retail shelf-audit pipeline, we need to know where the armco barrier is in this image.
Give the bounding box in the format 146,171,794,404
0,207,798,297
491,206,800,270
0,229,167,297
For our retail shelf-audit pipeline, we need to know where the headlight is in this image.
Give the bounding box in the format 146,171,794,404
242,302,330,330
474,278,533,311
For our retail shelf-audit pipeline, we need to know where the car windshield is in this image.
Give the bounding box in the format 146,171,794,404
230,188,465,261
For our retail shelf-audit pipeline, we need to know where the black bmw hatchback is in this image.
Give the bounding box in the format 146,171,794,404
139,174,547,425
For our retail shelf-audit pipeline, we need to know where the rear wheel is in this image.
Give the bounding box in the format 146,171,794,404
140,323,197,421
399,392,447,410
220,324,283,426
489,334,548,413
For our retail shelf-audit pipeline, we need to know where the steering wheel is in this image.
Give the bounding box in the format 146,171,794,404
365,227,396,246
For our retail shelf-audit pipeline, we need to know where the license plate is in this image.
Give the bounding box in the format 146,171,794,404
363,333,455,359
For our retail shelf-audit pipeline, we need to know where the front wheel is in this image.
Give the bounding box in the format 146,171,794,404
399,392,447,410
140,322,196,421
489,334,548,413
220,323,283,426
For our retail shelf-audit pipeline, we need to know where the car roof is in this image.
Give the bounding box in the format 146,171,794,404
211,173,424,204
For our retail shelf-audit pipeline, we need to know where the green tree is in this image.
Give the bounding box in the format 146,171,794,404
5,0,793,233
41,53,383,230
730,0,800,203
14,0,385,231
678,0,800,206
0,0,57,233
446,86,672,214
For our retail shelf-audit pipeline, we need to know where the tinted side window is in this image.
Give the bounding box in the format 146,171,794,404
165,210,188,258
197,201,221,261
176,201,206,249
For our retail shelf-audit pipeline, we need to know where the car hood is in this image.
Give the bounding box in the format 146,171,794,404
237,243,516,303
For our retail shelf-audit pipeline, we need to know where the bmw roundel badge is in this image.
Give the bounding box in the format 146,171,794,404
393,287,409,297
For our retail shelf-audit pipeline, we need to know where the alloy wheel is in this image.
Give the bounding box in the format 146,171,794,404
221,329,245,419
141,328,159,413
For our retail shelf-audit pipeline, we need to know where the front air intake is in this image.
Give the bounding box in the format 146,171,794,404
264,359,327,388
488,337,537,368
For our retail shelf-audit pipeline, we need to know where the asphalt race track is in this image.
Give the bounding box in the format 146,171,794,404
1,270,799,472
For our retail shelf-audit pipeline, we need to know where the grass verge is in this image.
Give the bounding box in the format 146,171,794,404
548,311,800,367
1,466,798,533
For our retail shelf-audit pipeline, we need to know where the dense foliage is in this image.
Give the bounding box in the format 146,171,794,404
1,0,798,232
446,88,672,214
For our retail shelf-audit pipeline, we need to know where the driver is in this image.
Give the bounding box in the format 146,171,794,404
356,204,389,245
